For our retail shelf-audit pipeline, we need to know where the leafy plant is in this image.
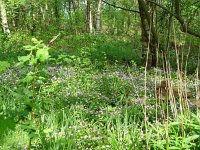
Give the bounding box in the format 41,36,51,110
17,38,50,86
13,38,51,149
0,61,10,73
0,115,16,139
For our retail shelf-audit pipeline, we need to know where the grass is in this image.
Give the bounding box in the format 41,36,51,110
0,34,200,149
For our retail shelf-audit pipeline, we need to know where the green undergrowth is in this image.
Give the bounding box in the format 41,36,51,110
49,33,142,66
1,63,200,149
0,35,200,149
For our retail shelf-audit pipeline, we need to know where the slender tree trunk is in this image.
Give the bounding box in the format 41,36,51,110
0,0,10,35
86,0,93,33
67,0,74,32
54,0,60,23
44,3,49,29
126,12,131,34
30,2,36,36
68,0,71,14
10,8,15,28
40,6,45,21
71,0,76,11
72,0,80,34
96,0,102,33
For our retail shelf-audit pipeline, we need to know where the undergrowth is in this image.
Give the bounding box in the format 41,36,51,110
0,35,200,150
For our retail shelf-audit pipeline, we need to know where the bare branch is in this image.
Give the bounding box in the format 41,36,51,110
48,33,61,46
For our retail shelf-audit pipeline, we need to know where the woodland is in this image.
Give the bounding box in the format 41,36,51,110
0,0,200,149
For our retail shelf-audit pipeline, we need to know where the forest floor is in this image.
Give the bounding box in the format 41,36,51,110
0,34,200,149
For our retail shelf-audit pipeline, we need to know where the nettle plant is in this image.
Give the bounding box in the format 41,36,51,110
16,38,50,115
16,38,50,148
17,38,50,89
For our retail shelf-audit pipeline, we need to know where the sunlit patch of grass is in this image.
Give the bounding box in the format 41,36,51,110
1,128,29,150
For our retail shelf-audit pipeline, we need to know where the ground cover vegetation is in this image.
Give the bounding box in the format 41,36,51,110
0,0,200,149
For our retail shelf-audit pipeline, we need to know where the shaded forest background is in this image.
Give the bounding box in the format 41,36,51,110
0,0,199,72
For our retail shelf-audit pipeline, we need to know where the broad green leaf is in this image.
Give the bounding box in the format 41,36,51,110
0,61,10,73
36,48,50,62
38,76,46,80
22,72,35,83
29,57,38,65
22,75,34,83
18,55,31,63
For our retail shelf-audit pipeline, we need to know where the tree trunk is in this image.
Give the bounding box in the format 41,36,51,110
54,0,60,23
30,1,36,36
40,6,45,21
67,0,74,32
96,0,102,33
138,0,159,67
0,0,10,35
138,1,151,67
86,0,93,33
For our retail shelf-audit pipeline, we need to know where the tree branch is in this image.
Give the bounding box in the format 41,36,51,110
147,0,200,38
102,0,140,13
102,0,200,38
48,33,61,46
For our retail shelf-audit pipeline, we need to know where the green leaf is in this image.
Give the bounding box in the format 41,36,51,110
32,38,42,45
22,72,35,83
63,58,73,64
183,135,199,143
169,122,181,126
23,45,34,51
0,61,10,73
23,88,33,97
37,76,46,84
169,146,180,150
20,121,36,137
38,76,46,80
29,57,38,65
43,128,53,134
18,55,31,64
0,115,16,138
36,48,50,62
